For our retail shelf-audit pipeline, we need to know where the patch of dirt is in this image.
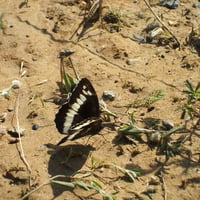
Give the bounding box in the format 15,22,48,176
0,0,199,199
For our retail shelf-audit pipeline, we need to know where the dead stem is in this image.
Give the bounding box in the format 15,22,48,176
14,61,32,186
15,89,32,173
143,0,180,48
161,175,167,200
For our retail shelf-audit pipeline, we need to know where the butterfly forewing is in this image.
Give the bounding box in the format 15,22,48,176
54,78,101,144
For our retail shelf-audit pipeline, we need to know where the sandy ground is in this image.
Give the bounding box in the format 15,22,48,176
0,0,199,199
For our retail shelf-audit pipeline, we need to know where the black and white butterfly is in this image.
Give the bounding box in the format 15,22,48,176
54,78,102,145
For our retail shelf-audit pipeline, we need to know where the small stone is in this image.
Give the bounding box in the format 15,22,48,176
32,55,38,61
96,45,106,53
149,132,161,143
146,185,156,193
11,80,22,89
0,125,7,136
0,112,7,122
59,49,75,58
158,0,179,9
9,127,25,136
102,90,115,101
7,106,14,112
168,20,179,26
132,34,146,43
126,58,138,65
193,2,200,8
149,160,159,168
149,176,160,185
32,124,39,130
162,120,174,130
148,27,164,39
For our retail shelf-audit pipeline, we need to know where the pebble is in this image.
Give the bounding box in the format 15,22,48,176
149,160,160,168
7,105,14,112
145,22,159,32
32,55,38,61
193,2,200,8
96,45,106,53
102,90,115,101
146,185,157,193
32,124,39,130
126,58,138,65
162,120,174,130
148,27,164,39
0,125,7,135
11,80,22,89
158,0,179,9
149,132,161,143
149,176,160,185
59,49,75,58
168,20,179,26
0,112,7,122
132,34,146,43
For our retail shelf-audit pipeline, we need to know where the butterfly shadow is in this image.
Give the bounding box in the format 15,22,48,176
47,143,95,198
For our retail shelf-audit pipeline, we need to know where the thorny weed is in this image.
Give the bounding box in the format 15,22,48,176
52,179,116,200
51,156,140,199
116,89,164,108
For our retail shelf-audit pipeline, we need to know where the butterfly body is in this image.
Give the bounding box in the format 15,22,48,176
54,78,102,144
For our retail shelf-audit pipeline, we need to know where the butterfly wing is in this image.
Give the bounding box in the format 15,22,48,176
54,78,101,143
57,118,102,145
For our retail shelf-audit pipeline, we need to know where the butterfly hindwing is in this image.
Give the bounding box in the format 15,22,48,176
57,118,102,145
54,78,101,144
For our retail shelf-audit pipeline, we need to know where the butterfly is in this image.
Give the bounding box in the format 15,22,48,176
54,78,102,145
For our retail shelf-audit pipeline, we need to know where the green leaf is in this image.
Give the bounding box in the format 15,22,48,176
119,124,144,136
75,181,90,191
114,165,140,182
184,80,194,92
63,72,76,94
51,180,75,188
129,112,135,125
195,82,200,92
90,180,102,190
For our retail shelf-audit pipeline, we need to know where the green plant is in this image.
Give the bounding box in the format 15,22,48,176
118,112,154,144
113,164,140,182
181,80,200,119
183,80,200,101
52,179,116,200
117,90,164,108
63,71,77,94
157,126,184,161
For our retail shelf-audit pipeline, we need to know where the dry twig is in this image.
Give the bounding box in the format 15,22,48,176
15,89,32,173
161,175,167,200
143,0,180,48
14,62,32,185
